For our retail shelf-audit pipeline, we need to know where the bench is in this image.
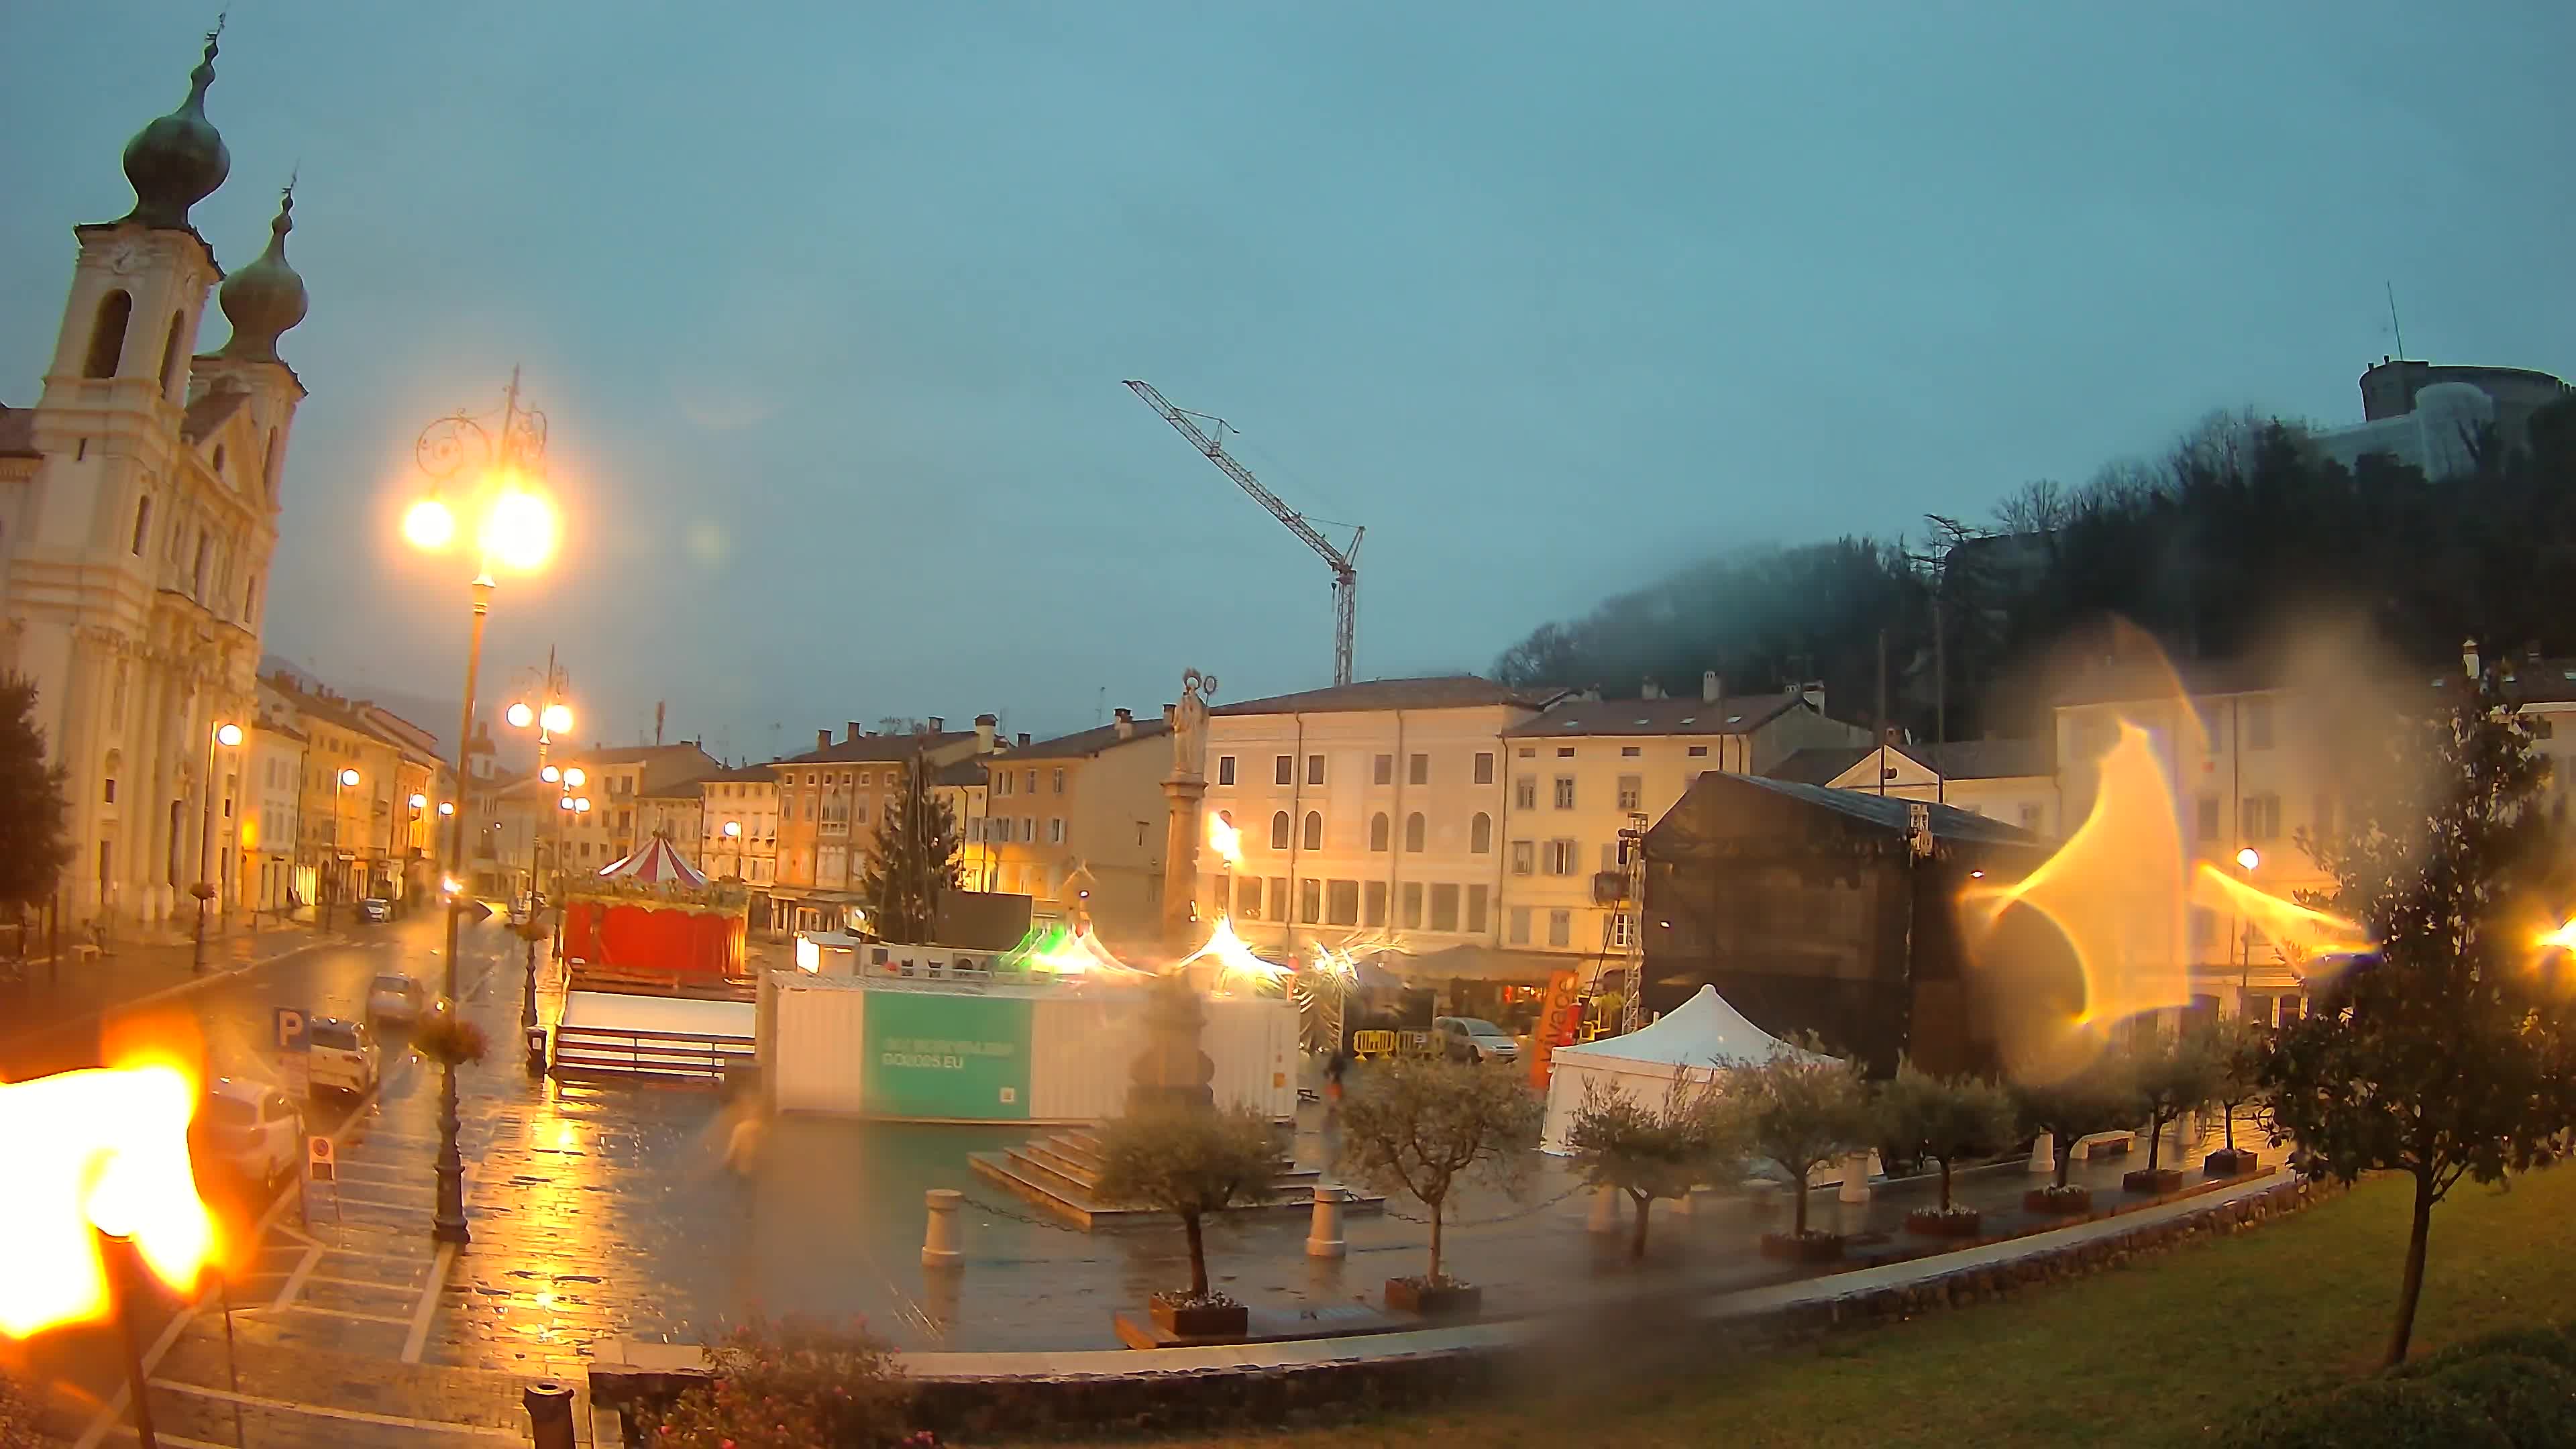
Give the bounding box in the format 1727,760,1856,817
2071,1130,2136,1161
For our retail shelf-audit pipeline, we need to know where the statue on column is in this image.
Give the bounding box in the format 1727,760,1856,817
1169,669,1216,781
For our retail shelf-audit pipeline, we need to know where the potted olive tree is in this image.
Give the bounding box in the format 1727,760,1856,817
2012,1051,2142,1215
2127,1026,2222,1195
1724,1040,1873,1263
1336,1056,1542,1317
1876,1063,2016,1238
1094,1103,1279,1339
2204,1016,2271,1177
1563,1073,1745,1260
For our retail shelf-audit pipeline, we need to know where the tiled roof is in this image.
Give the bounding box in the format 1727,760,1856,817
1766,745,1871,786
1212,676,1559,716
990,718,1169,761
1503,692,1805,739
698,763,780,784
1660,772,2046,851
933,758,989,787
1923,737,2053,780
180,387,246,443
777,731,975,765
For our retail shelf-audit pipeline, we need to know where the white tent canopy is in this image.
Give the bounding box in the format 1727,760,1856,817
1540,983,1829,1152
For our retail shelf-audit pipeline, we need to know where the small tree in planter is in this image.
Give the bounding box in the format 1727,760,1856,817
1335,1055,1542,1316
647,1312,918,1448
1723,1039,1873,1260
1875,1062,2016,1237
2204,1016,2271,1176
1563,1073,1746,1260
2127,1025,2224,1193
2012,1049,2142,1214
1093,1104,1279,1338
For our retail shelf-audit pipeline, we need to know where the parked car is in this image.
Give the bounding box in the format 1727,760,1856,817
193,1076,303,1187
366,972,425,1024
1434,1016,1521,1066
306,1016,381,1097
357,897,392,923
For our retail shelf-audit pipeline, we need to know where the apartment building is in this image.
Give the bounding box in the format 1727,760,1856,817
694,763,781,890
771,718,990,935
936,709,1171,951
482,742,718,898
241,717,307,916
1498,675,1869,965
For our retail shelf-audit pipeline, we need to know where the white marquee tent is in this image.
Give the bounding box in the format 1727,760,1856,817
1540,984,1831,1152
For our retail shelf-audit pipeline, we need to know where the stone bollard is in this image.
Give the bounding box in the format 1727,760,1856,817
522,1379,576,1449
1837,1152,1874,1205
922,1187,964,1269
1305,1183,1347,1258
1587,1185,1620,1234
2028,1132,2056,1174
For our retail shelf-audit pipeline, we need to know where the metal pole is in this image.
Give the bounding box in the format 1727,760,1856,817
219,1275,246,1447
194,727,216,973
99,1229,160,1449
433,575,492,1246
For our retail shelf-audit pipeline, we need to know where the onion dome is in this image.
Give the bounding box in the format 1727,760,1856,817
119,27,231,230
216,186,307,362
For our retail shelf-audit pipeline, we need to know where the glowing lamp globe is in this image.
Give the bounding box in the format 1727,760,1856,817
479,486,557,573
338,768,360,788
506,702,535,729
2236,848,2261,871
541,704,573,734
563,767,586,788
403,496,456,550
214,722,244,747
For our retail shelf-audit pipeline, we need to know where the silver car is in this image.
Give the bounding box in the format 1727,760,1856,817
367,972,425,1024
1434,1016,1521,1066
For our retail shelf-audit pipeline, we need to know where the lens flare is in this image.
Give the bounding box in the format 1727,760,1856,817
479,488,557,572
402,496,455,550
541,703,574,735
1180,915,1292,994
1206,812,1243,869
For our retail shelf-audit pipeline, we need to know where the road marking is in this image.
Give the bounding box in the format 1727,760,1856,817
400,1241,458,1364
299,1271,424,1293
272,1303,415,1326
272,1244,323,1309
337,1193,436,1213
101,1428,231,1448
146,1379,527,1440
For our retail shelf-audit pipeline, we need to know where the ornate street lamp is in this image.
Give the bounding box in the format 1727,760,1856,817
406,370,560,1247
192,722,244,974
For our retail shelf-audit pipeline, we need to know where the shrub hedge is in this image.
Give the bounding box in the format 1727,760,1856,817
2249,1321,2576,1449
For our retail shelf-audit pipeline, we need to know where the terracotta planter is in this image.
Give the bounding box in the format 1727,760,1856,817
1759,1231,1846,1263
1383,1277,1483,1319
1148,1293,1246,1340
2123,1167,2185,1195
2023,1187,2093,1215
2204,1148,2261,1178
1904,1208,1982,1238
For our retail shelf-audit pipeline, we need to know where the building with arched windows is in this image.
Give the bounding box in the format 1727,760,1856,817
0,29,309,925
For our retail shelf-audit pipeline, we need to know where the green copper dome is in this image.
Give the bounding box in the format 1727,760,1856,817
119,29,230,231
217,188,307,363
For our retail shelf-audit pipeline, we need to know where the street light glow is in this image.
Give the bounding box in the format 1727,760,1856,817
409,793,428,810
338,768,360,788
402,496,456,550
541,765,560,783
557,796,572,812
479,485,557,572
563,767,586,788
541,703,573,734
506,702,535,729
2237,847,2261,871
574,797,591,812
213,722,243,748
439,802,454,815
724,820,742,839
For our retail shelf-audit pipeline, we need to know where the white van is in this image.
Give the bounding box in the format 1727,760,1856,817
194,1076,303,1186
307,1016,381,1097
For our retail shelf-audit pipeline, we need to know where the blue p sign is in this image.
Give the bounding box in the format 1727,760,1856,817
274,1006,307,1052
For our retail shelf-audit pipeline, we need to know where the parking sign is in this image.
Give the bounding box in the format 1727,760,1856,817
274,1006,308,1052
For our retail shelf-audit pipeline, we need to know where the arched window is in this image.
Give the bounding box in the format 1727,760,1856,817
1368,812,1390,851
211,444,226,478
1269,811,1290,850
1470,812,1493,853
1404,812,1426,853
1302,811,1323,851
158,311,186,398
129,496,152,556
85,290,131,378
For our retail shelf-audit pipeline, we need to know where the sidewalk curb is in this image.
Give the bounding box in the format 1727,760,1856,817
0,930,352,1051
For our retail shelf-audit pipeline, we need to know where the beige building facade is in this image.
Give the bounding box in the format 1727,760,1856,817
938,710,1172,952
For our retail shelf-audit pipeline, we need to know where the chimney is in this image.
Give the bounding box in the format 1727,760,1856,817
2463,638,2481,682
975,714,997,753
1114,707,1135,740
1641,678,1663,700
1016,733,1030,748
1703,671,1721,703
816,729,831,751
1801,681,1827,712
845,721,863,744
926,716,945,734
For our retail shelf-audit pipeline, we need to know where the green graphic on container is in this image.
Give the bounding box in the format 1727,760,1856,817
863,991,1034,1120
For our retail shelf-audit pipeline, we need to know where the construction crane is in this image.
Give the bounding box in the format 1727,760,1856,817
1126,380,1362,686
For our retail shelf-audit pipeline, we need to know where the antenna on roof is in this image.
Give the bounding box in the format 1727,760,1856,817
2386,281,2408,360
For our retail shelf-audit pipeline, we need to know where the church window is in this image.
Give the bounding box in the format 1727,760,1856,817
244,574,260,623
158,312,186,398
85,291,131,378
129,496,152,556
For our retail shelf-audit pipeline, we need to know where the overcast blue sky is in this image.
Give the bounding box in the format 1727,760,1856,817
3,3,2568,759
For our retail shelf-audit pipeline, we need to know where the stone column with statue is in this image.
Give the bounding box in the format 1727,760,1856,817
1136,669,1221,1116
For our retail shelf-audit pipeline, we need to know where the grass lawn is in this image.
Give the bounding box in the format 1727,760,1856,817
1147,1168,2576,1449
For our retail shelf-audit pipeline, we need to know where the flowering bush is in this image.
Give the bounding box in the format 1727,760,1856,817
645,1315,919,1448
411,1011,487,1067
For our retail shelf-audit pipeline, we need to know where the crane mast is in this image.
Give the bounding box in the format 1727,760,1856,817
1126,380,1361,686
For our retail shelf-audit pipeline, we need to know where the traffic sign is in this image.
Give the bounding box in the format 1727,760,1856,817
307,1135,335,1183
274,1006,308,1052
460,898,494,924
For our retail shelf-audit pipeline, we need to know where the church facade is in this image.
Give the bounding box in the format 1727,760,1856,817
0,28,309,926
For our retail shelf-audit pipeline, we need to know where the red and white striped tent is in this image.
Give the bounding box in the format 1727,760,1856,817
596,835,709,889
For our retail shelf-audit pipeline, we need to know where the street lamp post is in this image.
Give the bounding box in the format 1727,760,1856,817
193,722,244,974
2235,847,2261,1013
407,370,559,1247
326,767,358,931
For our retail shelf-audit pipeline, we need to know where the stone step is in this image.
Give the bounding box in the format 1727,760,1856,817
999,1143,1102,1202
1016,1136,1104,1185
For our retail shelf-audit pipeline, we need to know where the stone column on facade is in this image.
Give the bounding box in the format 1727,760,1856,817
1160,776,1205,952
